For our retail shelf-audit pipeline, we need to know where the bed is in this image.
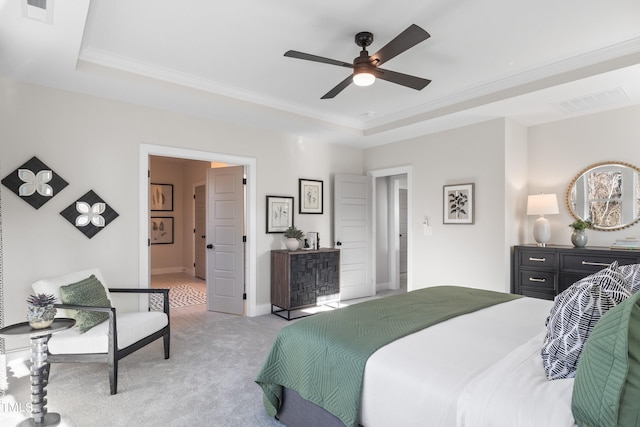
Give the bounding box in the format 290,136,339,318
256,283,640,427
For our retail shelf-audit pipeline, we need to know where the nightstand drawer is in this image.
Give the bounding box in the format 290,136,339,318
518,270,556,291
517,250,556,270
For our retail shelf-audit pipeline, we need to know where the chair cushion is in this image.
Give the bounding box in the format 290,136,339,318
60,275,112,333
32,268,112,318
47,311,169,354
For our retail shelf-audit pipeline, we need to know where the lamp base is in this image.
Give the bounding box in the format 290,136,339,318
533,216,551,246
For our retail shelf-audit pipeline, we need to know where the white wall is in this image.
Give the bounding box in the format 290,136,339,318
527,105,640,246
364,119,518,292
0,78,363,349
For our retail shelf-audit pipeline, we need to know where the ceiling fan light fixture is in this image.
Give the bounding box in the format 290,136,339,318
353,69,375,87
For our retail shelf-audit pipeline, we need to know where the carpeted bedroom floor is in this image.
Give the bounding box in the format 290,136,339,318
0,273,406,426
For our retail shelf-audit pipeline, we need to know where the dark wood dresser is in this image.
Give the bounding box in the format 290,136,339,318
271,248,340,320
512,244,640,300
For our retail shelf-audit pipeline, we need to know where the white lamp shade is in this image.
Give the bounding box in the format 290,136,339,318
527,194,559,216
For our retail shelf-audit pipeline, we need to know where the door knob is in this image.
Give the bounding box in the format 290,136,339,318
336,241,342,246
206,244,214,249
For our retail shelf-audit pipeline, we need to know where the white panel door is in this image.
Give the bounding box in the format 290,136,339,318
207,166,244,315
334,174,373,300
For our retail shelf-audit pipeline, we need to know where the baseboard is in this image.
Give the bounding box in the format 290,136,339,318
150,267,193,275
254,303,273,317
376,281,391,292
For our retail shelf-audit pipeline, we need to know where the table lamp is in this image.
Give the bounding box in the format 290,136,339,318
527,194,559,247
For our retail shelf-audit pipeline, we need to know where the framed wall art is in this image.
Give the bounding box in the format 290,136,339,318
443,183,475,224
266,195,294,233
150,217,174,244
299,179,323,214
150,183,173,211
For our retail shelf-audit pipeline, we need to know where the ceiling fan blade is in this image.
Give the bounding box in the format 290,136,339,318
370,24,430,66
373,68,431,91
321,75,353,99
284,50,353,68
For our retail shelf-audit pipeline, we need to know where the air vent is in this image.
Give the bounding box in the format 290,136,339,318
22,0,53,23
553,87,631,114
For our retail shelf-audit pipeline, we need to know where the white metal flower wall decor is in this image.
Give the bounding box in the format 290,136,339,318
75,201,106,227
18,169,54,197
1,156,68,209
61,190,119,239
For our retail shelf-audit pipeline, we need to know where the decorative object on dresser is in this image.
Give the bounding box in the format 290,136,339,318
566,161,640,231
512,245,640,300
443,183,474,224
270,248,340,320
568,219,592,248
526,193,559,247
283,225,304,251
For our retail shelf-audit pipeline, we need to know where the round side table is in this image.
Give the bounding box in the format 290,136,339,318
0,318,75,427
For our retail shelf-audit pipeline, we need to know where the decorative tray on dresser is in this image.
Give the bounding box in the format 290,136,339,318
512,244,640,300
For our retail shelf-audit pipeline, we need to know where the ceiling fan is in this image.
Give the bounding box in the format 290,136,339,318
284,24,432,99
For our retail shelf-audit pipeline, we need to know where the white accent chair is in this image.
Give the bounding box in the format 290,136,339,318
32,268,170,395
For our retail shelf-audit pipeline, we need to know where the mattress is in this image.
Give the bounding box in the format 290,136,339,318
359,295,576,427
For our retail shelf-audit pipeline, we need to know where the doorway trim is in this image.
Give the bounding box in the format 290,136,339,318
139,144,258,316
368,166,413,292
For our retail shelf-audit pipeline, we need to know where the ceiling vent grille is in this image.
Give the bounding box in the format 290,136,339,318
553,87,631,114
22,0,53,24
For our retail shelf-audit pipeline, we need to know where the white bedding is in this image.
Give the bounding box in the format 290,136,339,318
360,295,576,427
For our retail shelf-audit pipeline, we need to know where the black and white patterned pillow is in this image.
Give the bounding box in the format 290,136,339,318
618,263,640,294
541,262,630,380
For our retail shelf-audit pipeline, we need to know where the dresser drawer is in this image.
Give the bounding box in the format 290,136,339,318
517,270,556,292
560,253,639,274
517,250,556,270
519,287,555,301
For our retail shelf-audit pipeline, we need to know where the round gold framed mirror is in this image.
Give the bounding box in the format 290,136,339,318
566,161,640,231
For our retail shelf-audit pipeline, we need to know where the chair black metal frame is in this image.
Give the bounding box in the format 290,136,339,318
50,288,170,395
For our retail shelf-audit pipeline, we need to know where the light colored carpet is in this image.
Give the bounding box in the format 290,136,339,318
150,284,207,310
1,310,286,427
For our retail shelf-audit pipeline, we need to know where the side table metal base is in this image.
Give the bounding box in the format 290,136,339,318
18,412,61,427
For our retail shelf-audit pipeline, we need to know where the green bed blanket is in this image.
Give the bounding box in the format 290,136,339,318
255,285,521,427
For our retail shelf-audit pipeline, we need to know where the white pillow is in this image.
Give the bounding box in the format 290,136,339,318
618,263,640,294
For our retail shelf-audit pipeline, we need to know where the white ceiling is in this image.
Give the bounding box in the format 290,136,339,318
2,0,640,147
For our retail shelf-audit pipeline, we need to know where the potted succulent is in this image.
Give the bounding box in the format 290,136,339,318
26,293,57,329
569,219,592,248
284,226,305,251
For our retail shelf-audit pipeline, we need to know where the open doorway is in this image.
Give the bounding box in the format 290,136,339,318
139,144,258,317
369,166,412,295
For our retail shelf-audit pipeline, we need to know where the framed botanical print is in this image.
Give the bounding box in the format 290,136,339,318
150,217,174,244
443,183,474,224
266,195,294,233
150,183,173,211
299,179,323,214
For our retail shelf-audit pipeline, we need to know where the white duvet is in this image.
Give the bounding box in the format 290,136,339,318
360,296,576,427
